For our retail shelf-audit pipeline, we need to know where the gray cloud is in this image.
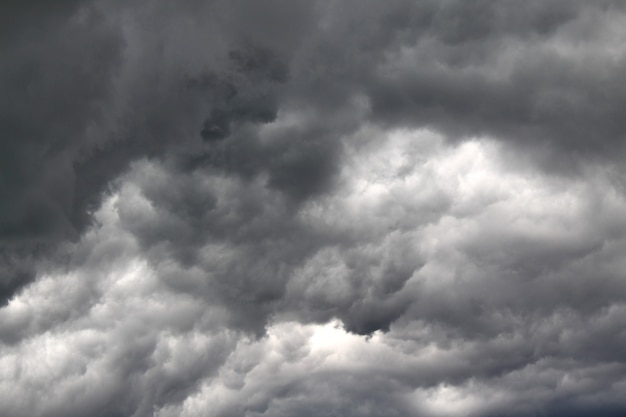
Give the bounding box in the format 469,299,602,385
4,0,626,293
2,1,626,416
0,0,301,298
5,130,625,416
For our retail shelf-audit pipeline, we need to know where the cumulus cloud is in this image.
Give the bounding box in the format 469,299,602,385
2,1,626,416
3,128,626,416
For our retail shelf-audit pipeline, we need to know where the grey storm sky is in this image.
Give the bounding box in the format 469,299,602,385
1,1,626,417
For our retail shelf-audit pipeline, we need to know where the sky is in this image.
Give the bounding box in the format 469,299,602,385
1,1,626,416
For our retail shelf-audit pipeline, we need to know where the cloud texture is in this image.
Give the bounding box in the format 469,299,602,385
1,1,626,416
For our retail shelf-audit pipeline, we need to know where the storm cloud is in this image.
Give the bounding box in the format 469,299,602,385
2,1,626,416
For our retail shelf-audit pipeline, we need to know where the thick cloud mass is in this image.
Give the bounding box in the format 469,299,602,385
2,1,626,416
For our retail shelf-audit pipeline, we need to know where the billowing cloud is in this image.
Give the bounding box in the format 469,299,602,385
3,128,626,416
2,1,626,416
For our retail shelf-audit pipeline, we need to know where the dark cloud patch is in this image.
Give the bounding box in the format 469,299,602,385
266,132,342,201
0,0,84,43
0,3,120,241
0,1,123,300
283,0,626,172
367,55,626,170
0,1,295,300
0,247,40,307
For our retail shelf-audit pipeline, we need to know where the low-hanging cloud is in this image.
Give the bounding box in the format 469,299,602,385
3,128,626,416
2,1,626,416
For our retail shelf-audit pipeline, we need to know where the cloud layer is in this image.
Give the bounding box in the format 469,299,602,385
2,1,626,416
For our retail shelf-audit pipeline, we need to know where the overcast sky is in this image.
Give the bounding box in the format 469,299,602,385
2,1,626,416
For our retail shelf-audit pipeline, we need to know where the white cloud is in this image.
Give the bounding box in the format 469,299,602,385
2,126,626,417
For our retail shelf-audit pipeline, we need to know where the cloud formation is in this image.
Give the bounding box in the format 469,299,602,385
2,1,626,416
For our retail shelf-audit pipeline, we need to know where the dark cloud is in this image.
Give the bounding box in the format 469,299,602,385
3,0,625,292
299,0,626,171
0,0,297,299
2,1,626,416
